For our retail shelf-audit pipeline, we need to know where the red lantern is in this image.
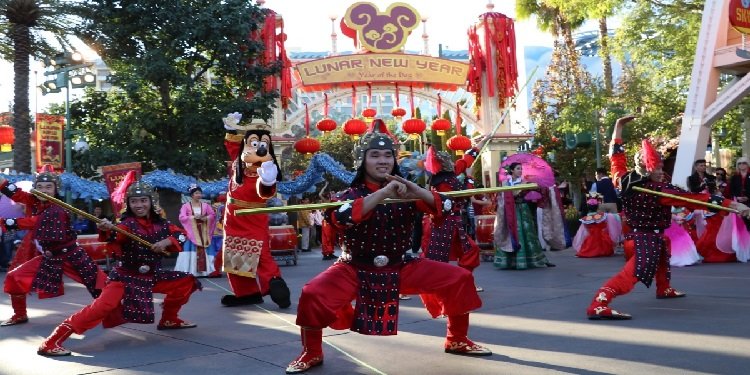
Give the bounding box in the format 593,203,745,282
391,107,406,119
431,119,451,136
402,118,426,140
362,108,377,124
316,93,337,134
316,118,337,134
447,135,472,156
0,125,14,152
294,137,321,158
343,118,367,140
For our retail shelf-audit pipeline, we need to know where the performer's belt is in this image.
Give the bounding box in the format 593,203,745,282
632,228,662,234
227,197,266,209
120,262,159,274
42,240,78,258
350,254,401,268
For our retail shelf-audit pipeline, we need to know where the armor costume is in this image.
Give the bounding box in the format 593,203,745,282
37,177,200,356
586,137,733,320
0,166,107,327
286,120,491,374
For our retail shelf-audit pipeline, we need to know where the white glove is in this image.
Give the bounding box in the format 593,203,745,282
258,160,278,186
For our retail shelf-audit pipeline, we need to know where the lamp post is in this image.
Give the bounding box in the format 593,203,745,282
39,51,96,201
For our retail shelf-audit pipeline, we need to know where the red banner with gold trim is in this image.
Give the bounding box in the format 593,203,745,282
102,162,142,216
35,114,65,172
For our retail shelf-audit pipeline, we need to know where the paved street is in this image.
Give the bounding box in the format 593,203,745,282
1,248,749,375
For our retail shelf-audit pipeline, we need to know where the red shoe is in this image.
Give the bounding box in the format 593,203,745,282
38,323,74,357
587,306,632,320
444,339,492,356
656,287,686,299
285,351,324,374
157,318,197,330
0,314,28,327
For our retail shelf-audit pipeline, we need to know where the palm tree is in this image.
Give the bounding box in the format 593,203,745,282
1,0,75,173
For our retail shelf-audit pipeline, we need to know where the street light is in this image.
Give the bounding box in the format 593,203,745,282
38,51,96,202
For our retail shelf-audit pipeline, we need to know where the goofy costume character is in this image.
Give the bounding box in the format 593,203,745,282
219,113,291,309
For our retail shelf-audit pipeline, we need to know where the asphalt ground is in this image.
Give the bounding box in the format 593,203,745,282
1,247,749,375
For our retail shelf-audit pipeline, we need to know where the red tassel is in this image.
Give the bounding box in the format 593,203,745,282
437,93,442,116
112,170,137,206
424,146,440,175
351,85,357,118
641,139,661,172
323,93,329,117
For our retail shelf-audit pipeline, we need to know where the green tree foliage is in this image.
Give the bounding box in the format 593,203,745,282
1,0,80,173
67,0,278,178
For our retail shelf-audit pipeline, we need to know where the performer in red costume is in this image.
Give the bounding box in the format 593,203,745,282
586,116,750,320
423,143,484,272
286,121,491,374
219,112,290,308
37,176,200,356
0,167,106,327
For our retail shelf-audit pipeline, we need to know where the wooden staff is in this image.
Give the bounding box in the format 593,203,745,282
235,183,538,216
30,189,156,248
631,186,739,213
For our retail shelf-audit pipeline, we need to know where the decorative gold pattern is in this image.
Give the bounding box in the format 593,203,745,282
223,235,262,277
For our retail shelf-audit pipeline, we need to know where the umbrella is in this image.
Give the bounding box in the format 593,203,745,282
500,153,556,188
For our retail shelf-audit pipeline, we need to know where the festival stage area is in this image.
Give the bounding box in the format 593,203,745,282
2,248,749,375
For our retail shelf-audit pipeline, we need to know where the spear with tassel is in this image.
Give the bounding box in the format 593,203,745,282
235,183,538,215
631,186,740,213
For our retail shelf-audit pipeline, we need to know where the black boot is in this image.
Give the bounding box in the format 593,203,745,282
269,277,292,309
221,293,264,307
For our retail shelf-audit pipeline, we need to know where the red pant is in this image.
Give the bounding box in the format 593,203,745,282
3,255,106,298
601,239,672,296
321,221,337,256
296,259,481,329
227,245,282,297
65,277,196,334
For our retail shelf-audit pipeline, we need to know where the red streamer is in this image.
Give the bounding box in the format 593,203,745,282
395,84,400,107
456,103,462,135
304,103,310,136
367,83,372,107
351,85,357,118
409,86,415,117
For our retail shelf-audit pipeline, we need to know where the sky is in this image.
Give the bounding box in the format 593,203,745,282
0,0,557,115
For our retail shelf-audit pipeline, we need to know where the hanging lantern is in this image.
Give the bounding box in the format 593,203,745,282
392,84,405,120
402,118,426,140
316,92,337,134
362,108,377,124
391,107,406,120
432,119,451,136
446,102,471,156
294,137,321,158
343,118,367,140
447,135,472,156
295,103,320,157
0,125,14,152
316,118,337,134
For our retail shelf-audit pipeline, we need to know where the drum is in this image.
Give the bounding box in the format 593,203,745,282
78,234,110,262
475,215,495,246
269,225,298,266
